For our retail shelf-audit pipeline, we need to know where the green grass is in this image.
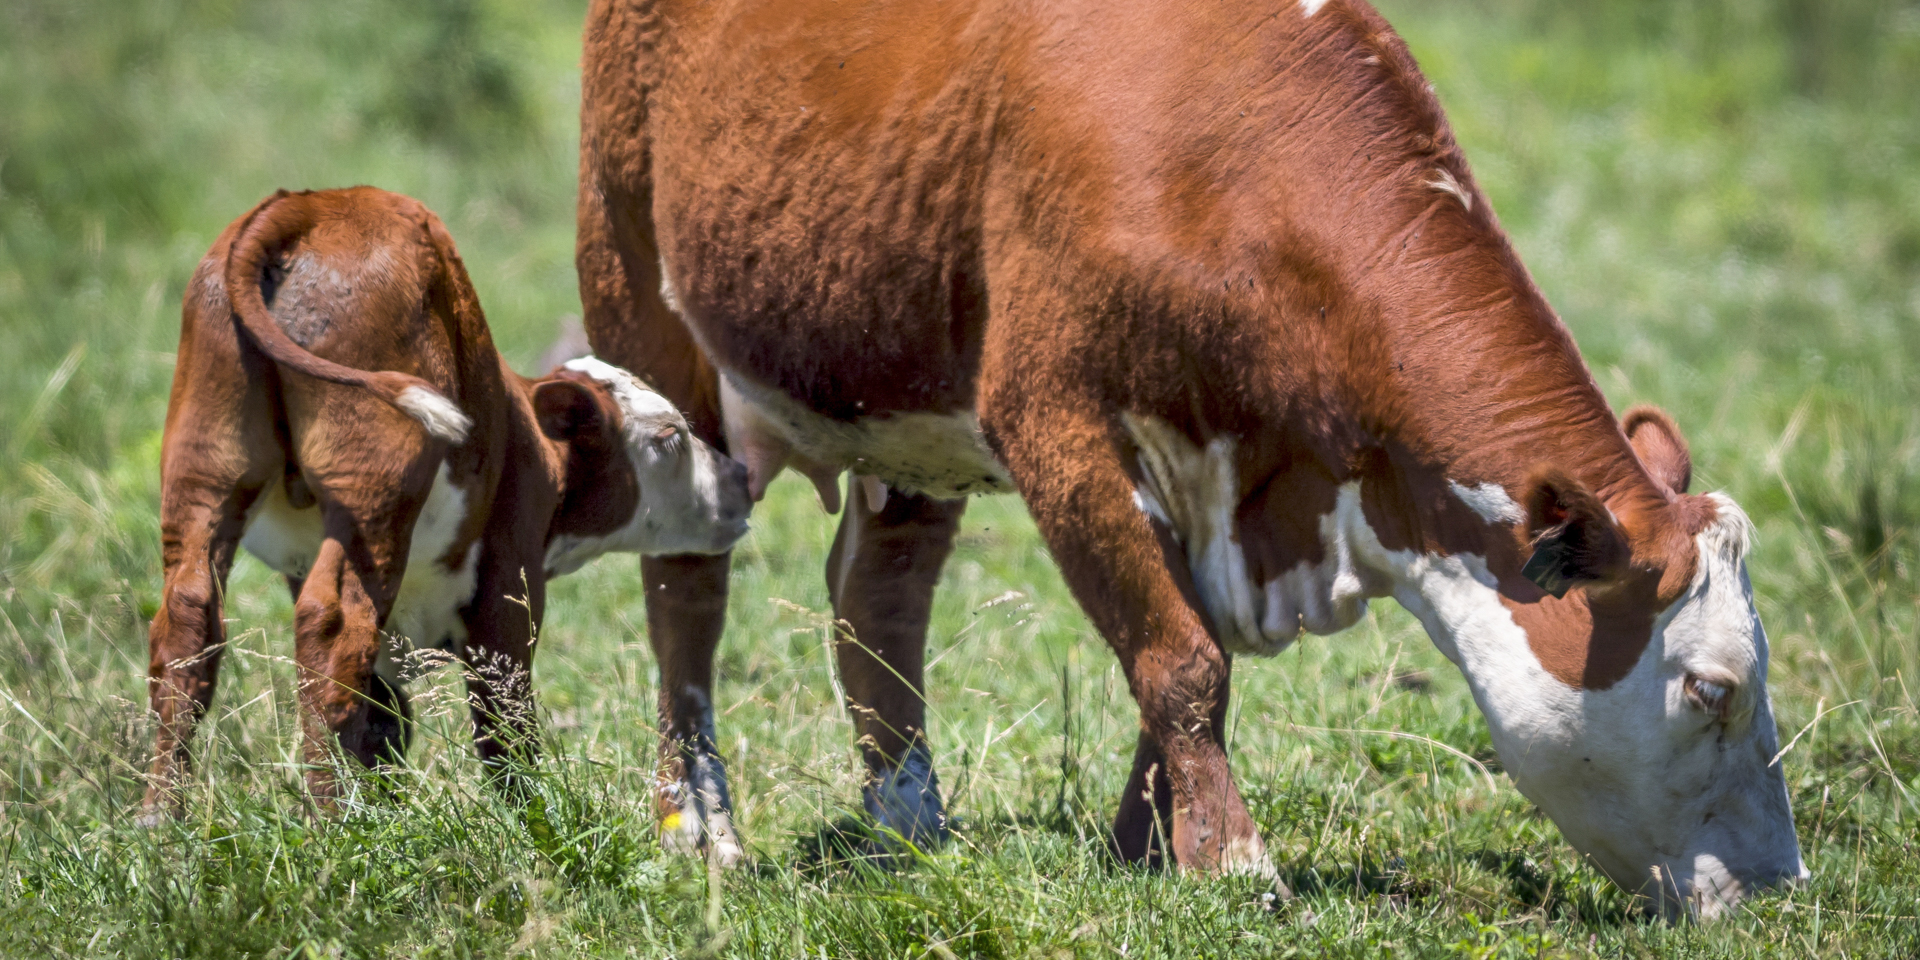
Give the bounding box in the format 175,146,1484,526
3,0,1919,955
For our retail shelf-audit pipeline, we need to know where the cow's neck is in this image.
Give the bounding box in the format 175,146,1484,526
1405,323,1644,505
1141,218,1671,667
1318,248,1668,721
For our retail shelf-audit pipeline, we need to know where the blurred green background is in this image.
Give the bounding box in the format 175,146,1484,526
2,0,1918,956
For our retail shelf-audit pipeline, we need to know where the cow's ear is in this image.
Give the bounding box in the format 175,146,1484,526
1520,468,1631,598
532,378,605,443
1622,405,1692,494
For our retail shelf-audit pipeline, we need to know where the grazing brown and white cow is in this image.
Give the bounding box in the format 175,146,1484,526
578,0,1805,914
143,187,751,819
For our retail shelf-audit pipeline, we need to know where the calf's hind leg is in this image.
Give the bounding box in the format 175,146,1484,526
142,479,259,822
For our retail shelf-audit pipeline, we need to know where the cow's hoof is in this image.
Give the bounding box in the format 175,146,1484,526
133,806,173,829
658,750,743,868
861,743,949,850
661,803,744,868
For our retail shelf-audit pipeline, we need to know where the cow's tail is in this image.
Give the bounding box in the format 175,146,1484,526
223,189,472,443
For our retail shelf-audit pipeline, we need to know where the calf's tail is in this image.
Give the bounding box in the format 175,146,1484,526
223,189,472,443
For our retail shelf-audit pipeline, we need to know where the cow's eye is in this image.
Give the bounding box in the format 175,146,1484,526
653,424,680,443
1684,673,1732,718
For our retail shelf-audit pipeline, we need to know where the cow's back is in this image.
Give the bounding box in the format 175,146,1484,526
610,0,1455,435
626,0,1013,422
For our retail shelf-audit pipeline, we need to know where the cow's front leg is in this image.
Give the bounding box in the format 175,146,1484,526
642,553,743,867
983,402,1268,875
826,482,965,847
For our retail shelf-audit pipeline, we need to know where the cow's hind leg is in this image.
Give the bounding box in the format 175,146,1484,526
141,478,259,823
827,485,964,847
286,573,415,770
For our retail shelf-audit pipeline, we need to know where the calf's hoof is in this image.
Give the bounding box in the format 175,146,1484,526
363,673,413,766
133,803,175,829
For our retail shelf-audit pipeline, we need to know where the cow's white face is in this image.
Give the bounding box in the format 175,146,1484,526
1451,494,1805,919
1119,410,1804,914
542,358,751,575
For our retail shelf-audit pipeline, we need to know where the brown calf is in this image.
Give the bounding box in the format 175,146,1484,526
144,187,749,817
580,0,1803,914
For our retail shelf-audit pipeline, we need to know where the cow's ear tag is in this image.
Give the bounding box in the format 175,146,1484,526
1521,525,1579,598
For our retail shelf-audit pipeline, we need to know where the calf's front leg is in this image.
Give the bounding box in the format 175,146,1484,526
460,555,546,793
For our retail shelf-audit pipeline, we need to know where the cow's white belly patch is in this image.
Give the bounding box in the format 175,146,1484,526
719,371,1012,499
1123,413,1375,656
241,463,479,682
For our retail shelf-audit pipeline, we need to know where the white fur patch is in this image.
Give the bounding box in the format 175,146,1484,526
380,468,480,678
658,256,684,316
1300,0,1332,15
1221,835,1278,878
1331,479,1798,916
394,385,473,443
1448,480,1524,525
1426,168,1474,213
563,356,680,422
1124,414,1371,655
241,463,480,680
239,480,325,580
717,370,1012,499
658,686,744,868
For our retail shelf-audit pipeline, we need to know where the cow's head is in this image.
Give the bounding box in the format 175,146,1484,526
538,357,751,575
1479,408,1804,918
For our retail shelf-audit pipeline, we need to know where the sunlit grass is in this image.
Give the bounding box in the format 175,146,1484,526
3,0,1918,956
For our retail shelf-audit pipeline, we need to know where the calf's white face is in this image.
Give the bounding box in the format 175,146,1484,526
542,358,751,576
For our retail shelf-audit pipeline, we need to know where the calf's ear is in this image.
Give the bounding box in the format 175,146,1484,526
533,378,605,443
1622,405,1692,494
1520,468,1631,598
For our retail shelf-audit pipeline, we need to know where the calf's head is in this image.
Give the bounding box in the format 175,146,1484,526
537,357,751,575
1484,409,1804,918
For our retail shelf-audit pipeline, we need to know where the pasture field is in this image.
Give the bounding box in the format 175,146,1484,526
3,0,1918,955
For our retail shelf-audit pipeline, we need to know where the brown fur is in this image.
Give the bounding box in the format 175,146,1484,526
146,187,676,815
579,0,1728,869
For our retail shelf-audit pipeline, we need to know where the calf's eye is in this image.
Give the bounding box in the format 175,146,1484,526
1684,674,1732,718
653,424,680,442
